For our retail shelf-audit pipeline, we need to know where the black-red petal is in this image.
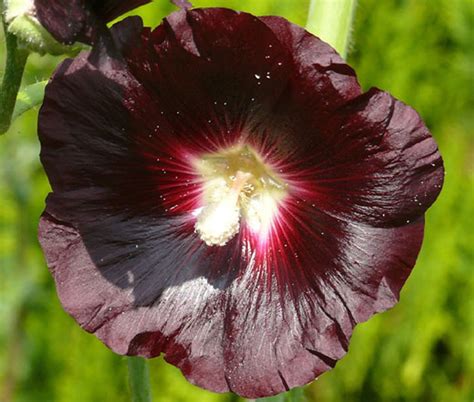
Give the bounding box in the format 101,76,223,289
34,0,151,44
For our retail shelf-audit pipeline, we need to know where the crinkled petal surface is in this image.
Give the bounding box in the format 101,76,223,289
34,0,151,44
38,9,444,398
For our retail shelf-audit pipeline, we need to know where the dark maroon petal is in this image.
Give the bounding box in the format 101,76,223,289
34,0,151,44
38,207,233,393
220,220,424,398
38,10,444,398
120,8,294,135
38,204,424,397
89,0,151,21
247,16,361,159
34,0,87,44
38,49,137,194
109,16,144,54
256,17,443,226
91,0,151,21
281,88,444,228
261,16,362,112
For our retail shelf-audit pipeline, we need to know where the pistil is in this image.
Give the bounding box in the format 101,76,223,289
194,145,287,246
195,171,251,246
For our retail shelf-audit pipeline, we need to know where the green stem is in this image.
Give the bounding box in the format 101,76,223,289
127,357,152,402
306,0,358,58
0,18,29,134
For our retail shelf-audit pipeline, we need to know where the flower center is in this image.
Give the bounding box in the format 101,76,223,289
194,145,287,246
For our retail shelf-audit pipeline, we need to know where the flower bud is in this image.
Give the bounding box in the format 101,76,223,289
3,0,152,55
4,0,75,55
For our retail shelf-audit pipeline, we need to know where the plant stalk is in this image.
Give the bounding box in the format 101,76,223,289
127,357,152,402
0,18,28,134
306,0,358,58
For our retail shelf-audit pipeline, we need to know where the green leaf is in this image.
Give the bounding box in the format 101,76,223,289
12,80,47,121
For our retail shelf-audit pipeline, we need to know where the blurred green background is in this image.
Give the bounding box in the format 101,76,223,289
0,0,473,401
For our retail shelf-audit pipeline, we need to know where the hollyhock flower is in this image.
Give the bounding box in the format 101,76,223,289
3,0,151,53
38,8,444,398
